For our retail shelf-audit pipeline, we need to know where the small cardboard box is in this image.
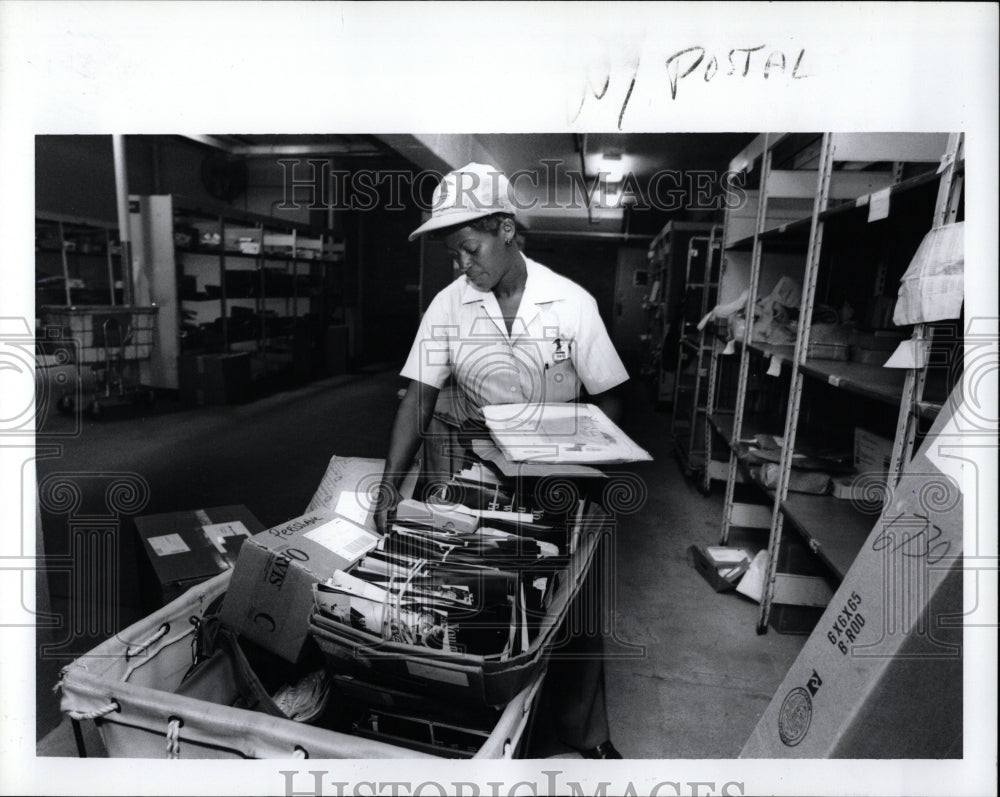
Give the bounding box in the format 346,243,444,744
220,510,380,662
133,505,264,608
853,428,893,473
688,545,752,592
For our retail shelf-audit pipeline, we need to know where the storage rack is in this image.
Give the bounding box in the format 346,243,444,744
669,227,722,482
706,133,964,634
35,213,125,307
643,221,715,403
128,194,347,391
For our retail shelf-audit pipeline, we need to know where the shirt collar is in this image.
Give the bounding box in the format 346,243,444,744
459,257,563,306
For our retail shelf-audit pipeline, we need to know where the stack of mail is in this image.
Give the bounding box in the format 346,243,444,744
314,550,534,659
312,479,571,659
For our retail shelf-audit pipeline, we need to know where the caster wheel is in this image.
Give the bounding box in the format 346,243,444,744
57,395,75,414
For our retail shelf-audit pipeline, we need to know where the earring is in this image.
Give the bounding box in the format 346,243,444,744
505,238,512,246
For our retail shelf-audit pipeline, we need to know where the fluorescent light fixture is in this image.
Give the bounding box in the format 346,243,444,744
588,151,629,184
597,154,626,184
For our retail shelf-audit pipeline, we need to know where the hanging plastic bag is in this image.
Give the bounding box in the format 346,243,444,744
893,222,964,325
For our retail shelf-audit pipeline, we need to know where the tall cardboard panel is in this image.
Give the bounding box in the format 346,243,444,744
741,388,966,758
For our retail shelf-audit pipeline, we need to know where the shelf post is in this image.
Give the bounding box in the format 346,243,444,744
720,135,774,546
59,220,72,306
105,228,116,305
258,222,267,367
755,133,833,634
219,215,228,353
693,228,721,491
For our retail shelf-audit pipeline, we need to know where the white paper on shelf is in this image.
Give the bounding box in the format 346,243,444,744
304,517,379,562
766,356,782,377
706,546,752,565
735,550,769,603
722,338,736,355
482,402,653,464
867,187,891,222
148,533,190,557
883,339,929,369
893,222,965,325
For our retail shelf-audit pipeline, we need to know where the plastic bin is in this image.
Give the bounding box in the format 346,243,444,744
309,502,609,707
57,570,543,759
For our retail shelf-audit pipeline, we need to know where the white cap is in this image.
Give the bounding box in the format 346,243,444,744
408,162,516,242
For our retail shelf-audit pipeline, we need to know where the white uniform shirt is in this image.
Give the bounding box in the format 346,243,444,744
400,257,629,424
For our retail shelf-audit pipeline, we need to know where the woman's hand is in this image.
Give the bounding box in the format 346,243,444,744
373,479,399,536
376,379,440,535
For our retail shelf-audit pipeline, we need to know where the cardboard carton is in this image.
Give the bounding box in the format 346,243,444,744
220,510,379,662
133,505,263,608
741,389,964,758
688,545,752,592
853,428,893,474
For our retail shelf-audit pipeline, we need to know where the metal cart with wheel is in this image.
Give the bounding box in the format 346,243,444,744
40,305,158,417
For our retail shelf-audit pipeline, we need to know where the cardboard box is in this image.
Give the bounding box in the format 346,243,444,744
688,545,752,592
220,510,380,662
133,505,264,608
741,389,964,758
831,473,889,502
853,428,893,474
178,352,252,406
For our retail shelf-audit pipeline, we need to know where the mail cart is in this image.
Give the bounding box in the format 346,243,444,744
56,569,546,759
41,304,158,417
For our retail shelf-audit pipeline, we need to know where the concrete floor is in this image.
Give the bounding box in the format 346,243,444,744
35,366,805,758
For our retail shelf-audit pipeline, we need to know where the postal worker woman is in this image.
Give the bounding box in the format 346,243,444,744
374,163,629,758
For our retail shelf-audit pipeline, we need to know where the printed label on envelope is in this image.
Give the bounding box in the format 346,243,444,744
148,533,190,557
304,517,379,562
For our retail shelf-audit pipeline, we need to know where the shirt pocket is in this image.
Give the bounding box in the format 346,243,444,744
543,358,578,403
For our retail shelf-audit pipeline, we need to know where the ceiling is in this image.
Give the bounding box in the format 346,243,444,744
185,132,756,238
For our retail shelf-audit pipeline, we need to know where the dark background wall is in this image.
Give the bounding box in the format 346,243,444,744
34,136,688,367
523,235,620,324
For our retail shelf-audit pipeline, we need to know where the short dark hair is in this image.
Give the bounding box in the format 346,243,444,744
431,213,514,240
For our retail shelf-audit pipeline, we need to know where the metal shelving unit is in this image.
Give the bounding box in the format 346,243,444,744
670,227,722,481
643,221,715,403
705,132,965,634
128,194,346,391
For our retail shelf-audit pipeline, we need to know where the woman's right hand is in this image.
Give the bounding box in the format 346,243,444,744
373,479,399,536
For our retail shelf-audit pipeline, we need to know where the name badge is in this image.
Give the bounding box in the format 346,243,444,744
553,337,569,362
